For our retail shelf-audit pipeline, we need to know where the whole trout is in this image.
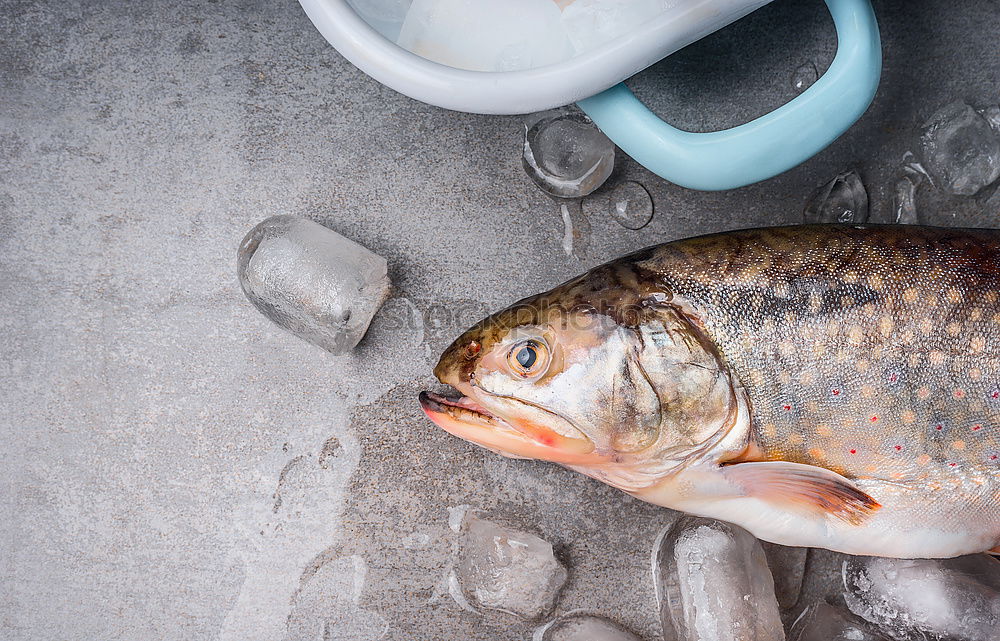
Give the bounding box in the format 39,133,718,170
419,225,1000,558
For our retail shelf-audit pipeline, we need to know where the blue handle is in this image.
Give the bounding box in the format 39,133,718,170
577,0,881,191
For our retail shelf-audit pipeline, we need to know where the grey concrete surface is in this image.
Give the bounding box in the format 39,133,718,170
1,1,999,640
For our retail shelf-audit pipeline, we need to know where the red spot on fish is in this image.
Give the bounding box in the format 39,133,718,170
850,449,857,454
888,372,899,383
949,462,958,467
831,389,841,396
894,445,902,451
992,455,999,460
870,415,879,422
954,389,966,399
973,425,982,431
936,424,944,431
783,404,792,411
992,390,1000,400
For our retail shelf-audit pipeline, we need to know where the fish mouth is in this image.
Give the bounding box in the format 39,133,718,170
418,390,607,465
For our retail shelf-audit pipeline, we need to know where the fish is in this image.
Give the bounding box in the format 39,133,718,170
419,224,1000,558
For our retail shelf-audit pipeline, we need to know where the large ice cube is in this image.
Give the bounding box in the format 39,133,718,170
237,215,390,355
842,554,1000,641
654,516,785,641
919,101,1000,196
789,602,889,641
455,514,567,620
523,112,615,199
397,0,574,72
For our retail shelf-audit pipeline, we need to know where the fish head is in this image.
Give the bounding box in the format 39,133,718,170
419,262,743,489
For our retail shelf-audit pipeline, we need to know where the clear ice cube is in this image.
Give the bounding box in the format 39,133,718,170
609,181,654,230
803,170,869,224
789,602,889,641
791,61,819,93
654,516,785,641
762,543,809,610
237,215,390,355
456,514,567,620
397,0,574,72
918,100,1000,196
523,112,615,199
842,554,1000,641
536,614,643,641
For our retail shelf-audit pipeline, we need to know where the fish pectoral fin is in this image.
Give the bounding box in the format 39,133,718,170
721,461,881,526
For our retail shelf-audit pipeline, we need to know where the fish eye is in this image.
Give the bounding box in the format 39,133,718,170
506,339,550,378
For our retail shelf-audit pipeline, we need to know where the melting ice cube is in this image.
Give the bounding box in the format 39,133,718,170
789,602,889,641
802,170,869,224
523,112,615,200
456,514,567,620
237,215,390,355
535,614,643,641
842,554,1000,641
919,101,1000,196
654,516,785,641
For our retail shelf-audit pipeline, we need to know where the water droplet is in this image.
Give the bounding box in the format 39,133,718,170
803,170,869,224
558,200,590,259
609,181,654,230
791,61,819,93
523,112,615,199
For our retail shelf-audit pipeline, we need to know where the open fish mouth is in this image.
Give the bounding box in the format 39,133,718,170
418,390,607,465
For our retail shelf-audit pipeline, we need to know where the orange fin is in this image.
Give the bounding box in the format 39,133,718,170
988,546,1000,556
722,461,881,526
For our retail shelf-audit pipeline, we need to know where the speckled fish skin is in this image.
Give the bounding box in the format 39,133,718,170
641,225,1000,549
422,225,1000,558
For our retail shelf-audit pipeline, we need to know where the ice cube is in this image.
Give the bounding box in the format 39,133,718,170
802,170,869,224
523,112,615,199
789,602,889,641
455,514,567,620
536,614,643,641
237,215,390,355
918,101,1000,196
654,516,785,641
609,181,654,230
842,554,1000,641
762,543,809,610
397,0,574,72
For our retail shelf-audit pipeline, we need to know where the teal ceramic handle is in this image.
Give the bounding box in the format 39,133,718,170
577,0,881,191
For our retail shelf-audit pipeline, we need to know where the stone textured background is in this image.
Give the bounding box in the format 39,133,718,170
2,1,998,639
